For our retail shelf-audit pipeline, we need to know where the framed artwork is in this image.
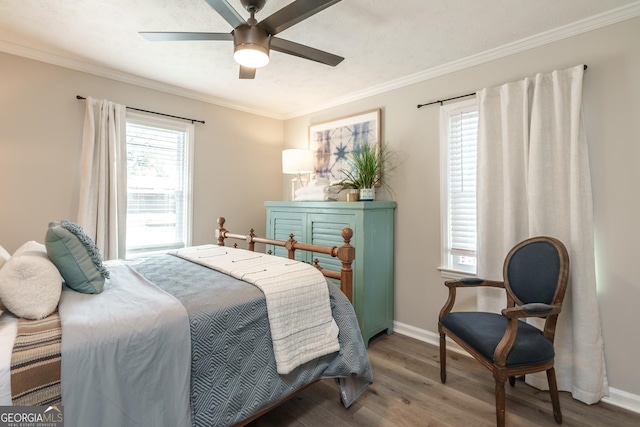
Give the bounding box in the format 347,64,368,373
309,109,381,184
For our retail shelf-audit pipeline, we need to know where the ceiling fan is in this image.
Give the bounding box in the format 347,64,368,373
140,0,344,79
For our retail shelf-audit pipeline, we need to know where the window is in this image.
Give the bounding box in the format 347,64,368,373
440,99,478,275
125,112,193,256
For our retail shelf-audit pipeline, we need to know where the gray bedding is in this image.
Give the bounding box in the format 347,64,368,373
130,253,372,427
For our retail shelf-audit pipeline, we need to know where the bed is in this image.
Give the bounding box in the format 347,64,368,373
0,217,372,427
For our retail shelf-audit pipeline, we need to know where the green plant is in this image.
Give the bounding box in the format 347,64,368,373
340,141,397,190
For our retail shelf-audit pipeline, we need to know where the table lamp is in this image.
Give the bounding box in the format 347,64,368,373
282,149,314,201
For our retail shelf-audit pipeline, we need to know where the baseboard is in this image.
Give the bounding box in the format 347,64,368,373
392,320,640,415
602,388,640,415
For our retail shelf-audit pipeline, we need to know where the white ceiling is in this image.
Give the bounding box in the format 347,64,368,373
1,0,639,119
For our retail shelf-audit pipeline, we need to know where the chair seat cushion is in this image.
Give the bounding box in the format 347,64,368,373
441,312,554,367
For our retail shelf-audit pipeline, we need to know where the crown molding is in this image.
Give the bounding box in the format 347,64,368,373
0,40,284,120
283,1,640,119
2,2,639,121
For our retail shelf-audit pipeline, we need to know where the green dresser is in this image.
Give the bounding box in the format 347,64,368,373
265,201,396,346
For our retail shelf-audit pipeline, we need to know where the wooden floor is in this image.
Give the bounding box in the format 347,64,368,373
248,333,640,427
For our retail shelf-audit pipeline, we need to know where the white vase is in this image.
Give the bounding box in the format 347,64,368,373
359,188,375,201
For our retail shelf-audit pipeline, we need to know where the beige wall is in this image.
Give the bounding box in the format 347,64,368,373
0,52,283,254
284,17,640,397
1,15,639,401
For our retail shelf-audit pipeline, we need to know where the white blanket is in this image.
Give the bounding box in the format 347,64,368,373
175,245,340,374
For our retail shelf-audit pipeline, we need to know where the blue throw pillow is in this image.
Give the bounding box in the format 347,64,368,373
45,221,109,294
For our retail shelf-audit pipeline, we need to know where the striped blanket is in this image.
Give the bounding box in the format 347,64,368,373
175,245,340,374
10,312,62,406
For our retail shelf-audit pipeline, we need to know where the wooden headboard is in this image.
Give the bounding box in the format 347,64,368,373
214,217,356,302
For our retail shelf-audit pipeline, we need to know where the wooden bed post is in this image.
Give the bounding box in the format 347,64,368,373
248,229,256,252
336,228,355,302
285,233,297,260
216,217,227,246
312,228,355,302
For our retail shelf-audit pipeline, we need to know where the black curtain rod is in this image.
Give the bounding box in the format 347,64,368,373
417,92,475,108
76,96,205,124
417,64,588,109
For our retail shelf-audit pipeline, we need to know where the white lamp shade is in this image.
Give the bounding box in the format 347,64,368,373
282,149,314,174
233,46,269,68
233,24,270,68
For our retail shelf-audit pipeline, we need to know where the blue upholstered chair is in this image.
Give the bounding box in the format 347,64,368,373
438,236,569,427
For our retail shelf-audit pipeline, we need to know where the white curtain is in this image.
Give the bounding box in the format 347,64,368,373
77,97,127,260
476,65,608,404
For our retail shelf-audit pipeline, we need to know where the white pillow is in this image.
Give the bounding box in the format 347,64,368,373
12,240,44,257
0,241,62,320
0,244,10,316
0,244,10,270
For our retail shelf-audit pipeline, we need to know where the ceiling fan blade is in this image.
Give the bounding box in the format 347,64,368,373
271,37,344,67
259,0,341,36
204,0,246,28
140,32,233,41
239,66,256,79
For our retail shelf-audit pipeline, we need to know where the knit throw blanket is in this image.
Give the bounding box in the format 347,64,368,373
175,245,340,374
10,312,62,406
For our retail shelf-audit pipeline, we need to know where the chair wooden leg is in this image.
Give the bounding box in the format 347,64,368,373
495,380,506,427
546,367,562,424
439,332,447,384
508,376,516,387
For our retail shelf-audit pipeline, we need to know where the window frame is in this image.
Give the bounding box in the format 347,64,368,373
439,98,478,279
125,111,194,257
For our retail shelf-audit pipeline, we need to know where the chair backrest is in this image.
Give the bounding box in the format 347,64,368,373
503,236,570,307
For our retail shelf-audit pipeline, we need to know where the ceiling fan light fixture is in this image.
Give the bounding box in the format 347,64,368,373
234,44,269,68
142,0,344,79
233,24,270,68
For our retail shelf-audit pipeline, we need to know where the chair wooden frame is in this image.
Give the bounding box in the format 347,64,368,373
438,236,570,426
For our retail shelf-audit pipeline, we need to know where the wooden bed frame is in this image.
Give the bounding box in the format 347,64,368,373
215,217,356,302
215,217,358,427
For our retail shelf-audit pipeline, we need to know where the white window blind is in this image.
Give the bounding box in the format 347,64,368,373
125,113,193,256
440,99,478,274
449,108,478,255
